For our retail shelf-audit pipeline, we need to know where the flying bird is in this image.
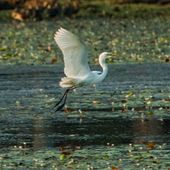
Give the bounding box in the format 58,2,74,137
54,28,111,111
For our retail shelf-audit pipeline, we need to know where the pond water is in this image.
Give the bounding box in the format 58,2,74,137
0,64,170,169
1,115,170,149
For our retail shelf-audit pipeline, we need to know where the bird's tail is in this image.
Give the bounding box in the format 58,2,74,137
59,77,77,88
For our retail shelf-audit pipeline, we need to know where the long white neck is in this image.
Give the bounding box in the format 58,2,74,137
98,57,108,82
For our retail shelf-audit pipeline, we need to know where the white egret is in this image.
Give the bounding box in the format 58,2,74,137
54,28,111,111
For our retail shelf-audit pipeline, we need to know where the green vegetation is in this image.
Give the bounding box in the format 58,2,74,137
0,4,170,65
0,144,169,169
0,18,169,65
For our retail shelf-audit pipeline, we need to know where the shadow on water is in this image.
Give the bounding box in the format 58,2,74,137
0,115,170,149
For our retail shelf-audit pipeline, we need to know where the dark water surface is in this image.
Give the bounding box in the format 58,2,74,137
0,116,170,149
0,64,170,149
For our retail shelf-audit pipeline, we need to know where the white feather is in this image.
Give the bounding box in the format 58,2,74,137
54,28,91,78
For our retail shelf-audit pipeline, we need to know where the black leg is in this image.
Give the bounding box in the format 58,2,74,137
54,88,70,112
53,88,70,108
54,91,69,112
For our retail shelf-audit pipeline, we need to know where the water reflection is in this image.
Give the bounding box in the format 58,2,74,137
132,117,164,143
1,114,169,149
33,117,46,148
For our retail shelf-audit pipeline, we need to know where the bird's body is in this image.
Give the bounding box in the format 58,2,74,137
54,28,111,111
60,67,106,88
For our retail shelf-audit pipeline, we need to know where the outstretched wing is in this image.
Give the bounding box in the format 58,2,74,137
54,28,91,78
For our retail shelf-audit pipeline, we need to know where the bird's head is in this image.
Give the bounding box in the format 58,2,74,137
99,52,112,59
99,52,112,64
